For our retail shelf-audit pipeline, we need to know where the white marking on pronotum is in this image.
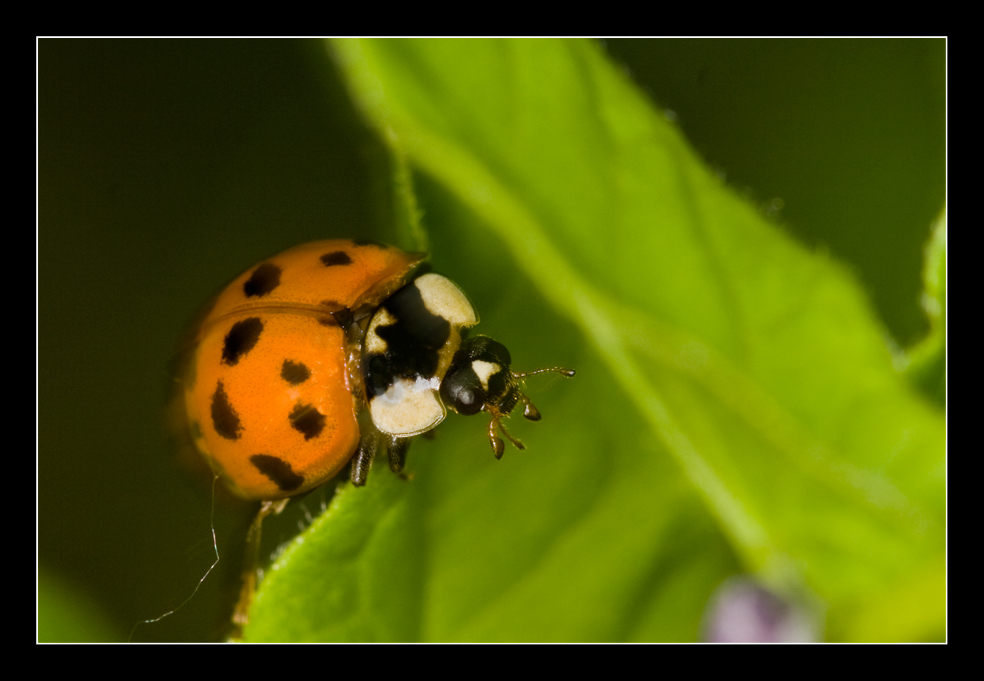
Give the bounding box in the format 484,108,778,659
371,375,445,436
414,274,478,327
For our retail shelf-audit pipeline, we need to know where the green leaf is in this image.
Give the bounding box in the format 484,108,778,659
902,209,946,408
243,39,945,642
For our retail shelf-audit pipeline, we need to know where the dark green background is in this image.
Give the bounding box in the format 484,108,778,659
38,39,945,641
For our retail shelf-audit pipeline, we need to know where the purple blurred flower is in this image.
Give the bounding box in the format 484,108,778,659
702,577,818,643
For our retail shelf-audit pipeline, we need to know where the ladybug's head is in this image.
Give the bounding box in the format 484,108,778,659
439,335,575,458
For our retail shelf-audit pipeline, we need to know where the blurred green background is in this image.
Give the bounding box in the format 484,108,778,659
38,39,944,642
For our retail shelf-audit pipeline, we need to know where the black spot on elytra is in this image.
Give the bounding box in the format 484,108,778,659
243,262,281,298
222,317,263,366
320,251,352,267
250,454,304,492
281,360,310,385
289,403,326,440
211,381,242,440
364,282,450,399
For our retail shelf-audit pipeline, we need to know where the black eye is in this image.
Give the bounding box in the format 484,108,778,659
440,366,485,415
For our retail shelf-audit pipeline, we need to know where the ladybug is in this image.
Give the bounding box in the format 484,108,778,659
180,239,574,503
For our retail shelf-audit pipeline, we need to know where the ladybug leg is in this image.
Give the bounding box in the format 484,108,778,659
487,417,505,459
232,498,288,631
351,429,413,485
487,413,527,460
351,429,379,487
497,419,526,452
386,435,411,475
518,394,542,422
